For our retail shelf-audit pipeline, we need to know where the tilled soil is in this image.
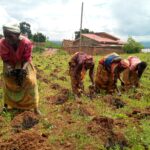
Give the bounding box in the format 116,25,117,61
103,95,126,109
129,92,143,100
49,72,58,79
0,131,50,150
127,108,150,119
46,88,69,105
11,111,39,132
79,105,96,116
87,116,128,150
59,76,67,81
51,83,61,90
61,100,96,116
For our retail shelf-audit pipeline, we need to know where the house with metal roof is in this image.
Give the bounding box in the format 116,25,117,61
62,32,125,55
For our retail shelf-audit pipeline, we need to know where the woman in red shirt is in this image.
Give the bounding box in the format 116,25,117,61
0,24,40,114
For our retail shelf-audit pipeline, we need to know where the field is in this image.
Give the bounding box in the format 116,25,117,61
0,50,150,150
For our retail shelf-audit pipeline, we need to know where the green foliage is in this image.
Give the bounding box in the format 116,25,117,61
75,28,94,40
32,32,46,42
57,49,68,55
20,22,32,39
32,46,45,53
32,41,62,53
123,37,144,53
45,41,61,49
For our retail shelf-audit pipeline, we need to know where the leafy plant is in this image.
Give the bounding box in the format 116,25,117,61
123,37,144,53
33,32,46,42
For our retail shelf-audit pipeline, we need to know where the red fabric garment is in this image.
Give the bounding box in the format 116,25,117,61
99,57,118,73
0,36,32,66
76,52,92,65
99,58,105,65
128,56,141,71
99,57,118,80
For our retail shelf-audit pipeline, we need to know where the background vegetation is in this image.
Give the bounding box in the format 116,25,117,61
123,37,144,53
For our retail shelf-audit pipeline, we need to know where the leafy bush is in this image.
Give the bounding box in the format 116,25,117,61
32,46,45,53
45,41,61,49
123,37,144,53
33,32,46,42
20,22,32,39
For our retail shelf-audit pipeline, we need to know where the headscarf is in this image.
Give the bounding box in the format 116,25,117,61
3,23,20,34
84,55,93,63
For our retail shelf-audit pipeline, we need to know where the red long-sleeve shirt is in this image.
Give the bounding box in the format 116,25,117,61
0,36,32,66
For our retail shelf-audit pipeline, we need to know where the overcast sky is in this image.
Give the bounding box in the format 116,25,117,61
0,0,150,41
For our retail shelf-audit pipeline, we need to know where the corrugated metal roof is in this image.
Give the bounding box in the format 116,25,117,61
82,34,120,44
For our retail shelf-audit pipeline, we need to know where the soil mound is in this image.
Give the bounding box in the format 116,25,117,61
127,109,150,119
79,106,96,116
0,131,50,150
59,76,67,81
50,72,58,79
53,68,61,73
114,119,127,128
42,78,50,83
54,95,68,105
129,92,143,100
46,89,69,105
51,83,61,90
87,116,128,149
11,111,39,132
103,95,126,108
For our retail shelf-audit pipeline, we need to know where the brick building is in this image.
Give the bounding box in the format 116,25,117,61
62,32,125,55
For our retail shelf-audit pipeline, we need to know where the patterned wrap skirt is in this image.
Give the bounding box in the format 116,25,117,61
2,62,39,110
122,68,139,87
95,63,116,92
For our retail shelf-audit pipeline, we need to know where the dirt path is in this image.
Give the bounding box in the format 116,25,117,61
42,48,58,56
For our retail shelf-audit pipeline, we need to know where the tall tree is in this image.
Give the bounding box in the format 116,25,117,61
32,32,46,42
123,37,144,53
75,28,94,40
20,22,32,39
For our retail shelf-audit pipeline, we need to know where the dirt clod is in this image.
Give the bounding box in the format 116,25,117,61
54,88,69,105
11,111,39,132
47,95,67,105
54,95,68,105
51,83,61,90
0,131,50,150
79,106,95,116
129,92,143,100
87,116,128,149
50,72,58,79
103,95,126,108
42,78,50,83
59,76,67,81
127,109,150,119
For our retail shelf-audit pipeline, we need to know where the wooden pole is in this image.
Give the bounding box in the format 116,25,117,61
80,2,84,51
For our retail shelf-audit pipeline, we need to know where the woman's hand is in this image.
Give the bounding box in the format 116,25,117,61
6,64,13,76
22,62,29,70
